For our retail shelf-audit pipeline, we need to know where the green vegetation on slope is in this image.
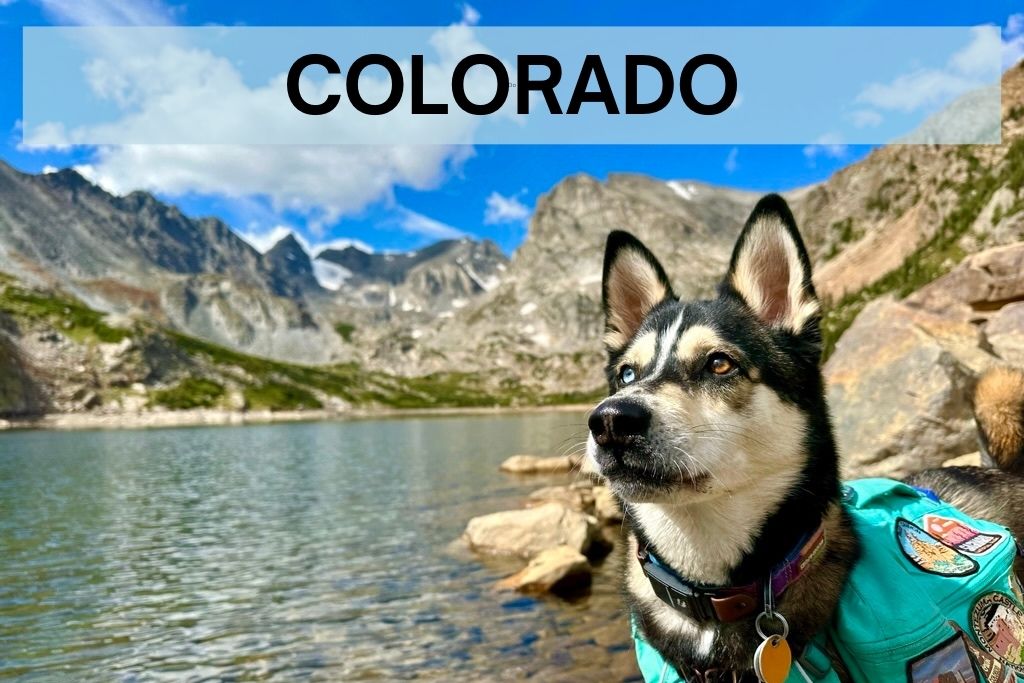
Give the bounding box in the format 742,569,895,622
150,378,225,410
821,139,1024,359
243,381,322,411
333,321,355,342
0,275,601,411
823,217,864,260
0,281,130,343
168,330,600,409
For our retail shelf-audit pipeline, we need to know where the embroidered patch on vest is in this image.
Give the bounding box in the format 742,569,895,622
896,518,979,576
907,633,979,683
923,514,1004,555
970,592,1024,674
962,631,1018,683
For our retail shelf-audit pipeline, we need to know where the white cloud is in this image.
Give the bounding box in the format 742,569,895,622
70,143,473,231
23,10,500,232
36,0,174,25
803,134,848,163
850,109,883,128
857,70,979,113
1006,13,1024,68
484,191,530,224
723,147,739,173
461,3,480,26
856,25,1003,113
396,207,465,240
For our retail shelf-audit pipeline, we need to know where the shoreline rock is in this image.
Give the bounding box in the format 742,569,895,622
526,482,595,511
494,545,592,595
499,454,578,474
463,502,598,558
465,478,623,595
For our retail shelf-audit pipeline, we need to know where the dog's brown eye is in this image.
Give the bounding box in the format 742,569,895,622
707,353,737,376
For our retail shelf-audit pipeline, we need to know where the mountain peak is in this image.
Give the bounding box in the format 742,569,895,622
267,231,306,255
263,232,319,294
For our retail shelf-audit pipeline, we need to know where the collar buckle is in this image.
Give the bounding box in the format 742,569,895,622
639,551,715,621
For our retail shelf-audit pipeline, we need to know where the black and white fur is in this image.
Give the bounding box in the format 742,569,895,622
585,194,1024,681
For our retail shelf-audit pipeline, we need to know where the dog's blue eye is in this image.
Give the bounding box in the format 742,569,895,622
620,365,636,384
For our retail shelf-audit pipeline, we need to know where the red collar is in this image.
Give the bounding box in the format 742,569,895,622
637,522,827,623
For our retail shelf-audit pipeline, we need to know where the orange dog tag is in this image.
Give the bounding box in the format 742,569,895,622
754,635,792,683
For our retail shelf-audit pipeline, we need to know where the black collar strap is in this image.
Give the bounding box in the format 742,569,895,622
637,522,827,623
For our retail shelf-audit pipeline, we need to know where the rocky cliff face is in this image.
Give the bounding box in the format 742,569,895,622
318,238,507,314
388,176,767,390
0,162,344,363
0,162,507,366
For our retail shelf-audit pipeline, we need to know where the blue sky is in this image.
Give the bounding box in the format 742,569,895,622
1,1,1023,256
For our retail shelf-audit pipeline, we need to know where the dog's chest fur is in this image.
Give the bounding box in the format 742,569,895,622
624,504,859,682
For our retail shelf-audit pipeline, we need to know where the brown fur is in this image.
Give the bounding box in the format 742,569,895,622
974,366,1024,474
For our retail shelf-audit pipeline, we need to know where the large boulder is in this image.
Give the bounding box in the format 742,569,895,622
986,302,1024,365
463,503,598,558
825,298,986,478
499,454,576,474
493,545,592,595
908,243,1024,318
826,242,1024,478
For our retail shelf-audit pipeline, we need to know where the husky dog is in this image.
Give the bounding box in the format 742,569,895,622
585,194,1024,682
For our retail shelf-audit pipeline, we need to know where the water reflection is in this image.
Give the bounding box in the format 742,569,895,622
0,413,639,681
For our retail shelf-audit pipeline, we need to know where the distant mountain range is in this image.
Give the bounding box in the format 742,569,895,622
0,64,1020,417
0,160,508,365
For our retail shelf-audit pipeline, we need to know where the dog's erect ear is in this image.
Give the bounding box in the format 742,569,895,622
722,194,819,334
602,231,674,351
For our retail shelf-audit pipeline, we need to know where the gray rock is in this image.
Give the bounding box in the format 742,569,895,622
825,298,984,478
986,302,1024,365
463,503,597,558
908,242,1024,317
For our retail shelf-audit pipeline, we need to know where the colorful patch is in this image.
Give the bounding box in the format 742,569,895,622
970,592,1024,674
924,514,1004,555
962,631,1017,683
907,633,979,683
896,518,979,577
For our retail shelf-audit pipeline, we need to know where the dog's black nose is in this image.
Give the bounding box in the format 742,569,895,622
589,400,651,446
